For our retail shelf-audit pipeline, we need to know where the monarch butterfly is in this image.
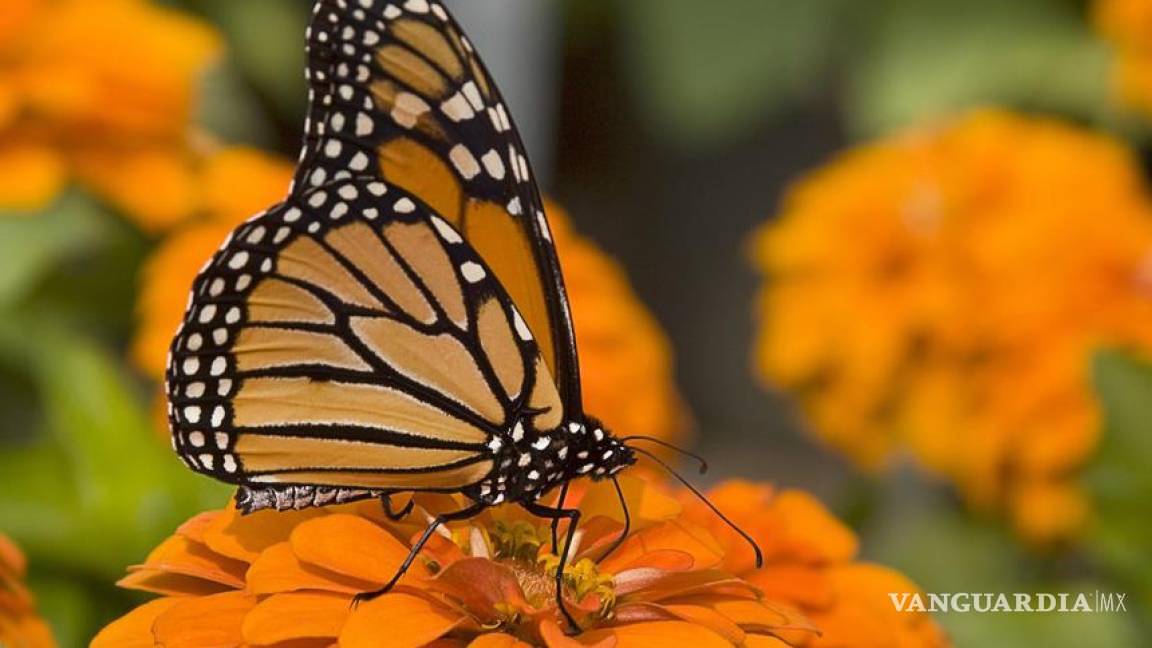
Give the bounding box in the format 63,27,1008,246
166,0,760,630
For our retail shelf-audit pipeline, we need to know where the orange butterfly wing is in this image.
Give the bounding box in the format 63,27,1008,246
294,0,581,409
165,181,565,491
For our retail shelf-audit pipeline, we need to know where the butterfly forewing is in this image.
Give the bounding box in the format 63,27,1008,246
166,178,565,493
296,0,581,408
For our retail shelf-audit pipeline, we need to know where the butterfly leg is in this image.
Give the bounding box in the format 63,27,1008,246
523,499,582,634
381,492,415,521
596,476,631,563
550,482,570,554
352,501,487,608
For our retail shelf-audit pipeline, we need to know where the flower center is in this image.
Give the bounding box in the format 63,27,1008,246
471,520,616,617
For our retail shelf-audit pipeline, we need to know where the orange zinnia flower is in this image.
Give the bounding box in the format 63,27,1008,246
680,482,949,648
753,109,1152,542
131,146,295,379
1095,0,1152,118
0,534,56,648
93,476,816,647
546,203,689,448
132,199,689,449
0,0,220,225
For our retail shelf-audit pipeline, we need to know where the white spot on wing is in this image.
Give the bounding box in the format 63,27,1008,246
537,211,552,242
450,145,481,180
512,309,533,341
461,261,486,283
481,149,506,180
462,81,484,110
355,112,375,136
441,93,475,122
431,216,463,244
392,92,430,129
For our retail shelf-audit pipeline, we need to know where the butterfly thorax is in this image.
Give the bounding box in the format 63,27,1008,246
466,417,635,506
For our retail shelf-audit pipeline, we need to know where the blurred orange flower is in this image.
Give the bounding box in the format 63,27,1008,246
132,147,294,378
547,203,690,448
1095,0,1152,118
753,109,1152,542
681,482,949,648
133,199,689,449
93,477,816,647
0,534,56,648
0,0,220,226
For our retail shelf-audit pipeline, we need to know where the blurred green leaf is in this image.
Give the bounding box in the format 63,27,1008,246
29,210,149,342
197,61,282,151
846,0,1110,137
29,574,101,648
0,192,110,308
1088,350,1152,613
867,478,1144,647
0,319,230,577
867,478,1023,593
195,0,309,129
618,0,846,146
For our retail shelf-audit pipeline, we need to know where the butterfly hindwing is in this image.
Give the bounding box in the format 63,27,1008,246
166,179,566,494
296,0,581,409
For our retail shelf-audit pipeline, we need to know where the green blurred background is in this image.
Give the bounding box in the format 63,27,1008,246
2,0,1151,646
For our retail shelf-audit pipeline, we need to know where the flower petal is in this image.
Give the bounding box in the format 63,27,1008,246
468,634,535,648
205,505,325,563
600,522,722,574
152,591,257,648
0,143,66,213
585,621,731,648
708,598,816,635
339,593,463,648
612,568,669,597
291,514,417,585
432,557,530,620
242,592,350,645
578,475,681,525
247,542,373,595
742,636,792,648
74,146,197,231
744,565,834,609
772,490,857,563
806,562,941,648
569,517,624,560
611,550,694,575
538,619,616,648
199,147,293,225
613,603,676,624
119,534,247,595
0,534,27,577
620,570,757,603
116,570,235,598
661,604,746,644
91,598,181,648
177,511,225,544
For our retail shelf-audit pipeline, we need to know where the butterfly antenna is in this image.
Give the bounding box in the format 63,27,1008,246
631,446,763,568
622,436,709,474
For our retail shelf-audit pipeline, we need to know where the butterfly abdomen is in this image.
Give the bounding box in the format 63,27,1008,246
235,484,380,513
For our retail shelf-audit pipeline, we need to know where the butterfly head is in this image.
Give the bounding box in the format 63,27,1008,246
576,418,636,481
